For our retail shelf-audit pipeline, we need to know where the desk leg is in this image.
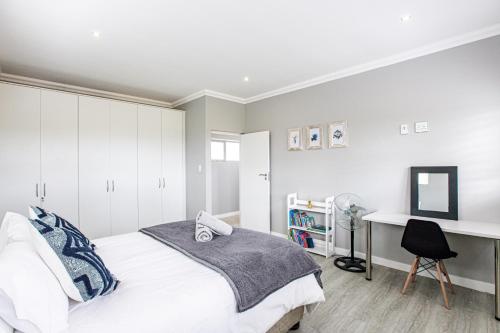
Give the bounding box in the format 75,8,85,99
495,240,500,320
366,221,372,281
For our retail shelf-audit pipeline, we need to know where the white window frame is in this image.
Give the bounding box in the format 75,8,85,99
211,140,226,161
210,140,240,162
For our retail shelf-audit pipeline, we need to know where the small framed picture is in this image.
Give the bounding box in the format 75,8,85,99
287,128,302,151
305,125,323,150
328,121,348,148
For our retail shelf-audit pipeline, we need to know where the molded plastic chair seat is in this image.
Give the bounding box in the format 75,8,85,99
401,219,457,260
400,218,457,309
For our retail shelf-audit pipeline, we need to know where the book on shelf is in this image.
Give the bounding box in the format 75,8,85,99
289,209,315,228
308,225,332,232
289,209,332,234
288,229,314,249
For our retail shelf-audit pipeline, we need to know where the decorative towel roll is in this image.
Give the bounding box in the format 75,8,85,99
195,223,213,242
195,211,233,236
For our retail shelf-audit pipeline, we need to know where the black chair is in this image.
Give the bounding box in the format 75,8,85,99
400,219,457,309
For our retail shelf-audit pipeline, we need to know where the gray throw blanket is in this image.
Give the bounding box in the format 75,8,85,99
140,220,322,312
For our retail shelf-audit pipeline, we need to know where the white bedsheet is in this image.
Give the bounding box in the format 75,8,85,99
64,232,324,333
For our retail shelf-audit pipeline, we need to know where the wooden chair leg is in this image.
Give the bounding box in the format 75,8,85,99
412,256,420,283
436,261,450,309
439,261,455,294
402,257,418,294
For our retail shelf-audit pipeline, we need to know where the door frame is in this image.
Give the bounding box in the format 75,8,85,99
207,130,242,217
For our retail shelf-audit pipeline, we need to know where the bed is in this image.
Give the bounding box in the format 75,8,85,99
0,211,324,333
65,232,324,333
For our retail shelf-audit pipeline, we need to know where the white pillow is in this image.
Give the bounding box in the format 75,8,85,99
0,212,33,253
27,222,84,302
0,318,13,333
0,242,69,333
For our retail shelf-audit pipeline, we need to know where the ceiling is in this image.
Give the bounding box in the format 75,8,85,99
1,0,500,105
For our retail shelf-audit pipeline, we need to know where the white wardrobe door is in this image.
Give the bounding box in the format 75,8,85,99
162,109,186,222
138,105,163,228
109,101,138,235
79,96,111,238
40,90,78,223
0,83,41,220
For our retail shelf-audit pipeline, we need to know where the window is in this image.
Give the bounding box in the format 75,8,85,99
211,141,240,161
225,142,240,161
211,141,225,160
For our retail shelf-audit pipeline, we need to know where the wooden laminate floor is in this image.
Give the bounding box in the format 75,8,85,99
295,255,500,333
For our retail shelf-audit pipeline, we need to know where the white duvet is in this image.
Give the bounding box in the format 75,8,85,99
64,232,324,333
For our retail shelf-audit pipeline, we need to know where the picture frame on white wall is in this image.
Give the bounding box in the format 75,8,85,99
287,128,302,151
328,121,348,148
305,125,323,150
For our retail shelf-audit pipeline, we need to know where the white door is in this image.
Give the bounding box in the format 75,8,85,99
109,101,138,235
239,131,270,233
79,96,111,238
162,109,186,222
138,105,163,228
0,83,41,220
40,90,79,223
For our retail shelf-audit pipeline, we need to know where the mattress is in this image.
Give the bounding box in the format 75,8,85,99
64,232,324,333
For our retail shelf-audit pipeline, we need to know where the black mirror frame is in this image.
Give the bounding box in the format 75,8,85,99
410,166,458,220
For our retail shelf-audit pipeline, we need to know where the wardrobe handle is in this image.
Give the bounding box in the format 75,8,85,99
106,180,109,192
35,183,39,198
43,183,46,197
158,178,161,189
163,177,165,189
112,180,115,192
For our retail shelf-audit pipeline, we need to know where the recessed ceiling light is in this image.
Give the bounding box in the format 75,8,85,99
243,76,249,82
92,30,101,38
400,15,412,23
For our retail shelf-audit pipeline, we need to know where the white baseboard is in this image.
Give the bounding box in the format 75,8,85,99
334,247,494,294
271,231,287,239
214,211,240,219
270,231,494,294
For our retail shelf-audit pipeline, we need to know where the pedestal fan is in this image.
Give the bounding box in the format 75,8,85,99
333,193,367,273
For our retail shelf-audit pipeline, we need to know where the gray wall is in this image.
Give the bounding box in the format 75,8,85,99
178,96,207,219
211,161,240,214
179,95,245,218
206,96,245,133
245,36,500,284
205,96,245,214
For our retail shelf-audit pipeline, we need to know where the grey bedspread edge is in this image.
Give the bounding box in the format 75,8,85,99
140,220,322,312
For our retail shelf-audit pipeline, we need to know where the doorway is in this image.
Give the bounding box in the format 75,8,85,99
210,131,241,226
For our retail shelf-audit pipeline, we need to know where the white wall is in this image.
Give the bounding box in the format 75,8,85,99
245,36,500,284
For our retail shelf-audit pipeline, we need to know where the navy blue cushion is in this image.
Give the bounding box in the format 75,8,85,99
29,217,119,301
30,206,96,249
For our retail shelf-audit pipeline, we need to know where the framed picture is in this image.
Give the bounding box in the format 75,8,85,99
305,125,323,150
287,128,302,151
328,121,348,148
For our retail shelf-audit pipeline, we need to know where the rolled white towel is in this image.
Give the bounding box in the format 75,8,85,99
195,223,213,242
195,211,233,236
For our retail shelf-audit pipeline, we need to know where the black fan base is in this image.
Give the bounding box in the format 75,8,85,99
334,256,366,273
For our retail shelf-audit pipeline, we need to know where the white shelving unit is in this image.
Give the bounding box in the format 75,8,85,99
287,193,335,257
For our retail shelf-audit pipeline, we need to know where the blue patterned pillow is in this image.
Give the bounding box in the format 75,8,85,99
28,217,119,301
29,206,96,249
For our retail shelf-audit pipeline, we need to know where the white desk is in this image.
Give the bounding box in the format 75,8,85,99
362,212,500,320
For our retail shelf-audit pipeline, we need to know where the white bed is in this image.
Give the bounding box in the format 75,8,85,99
64,232,325,333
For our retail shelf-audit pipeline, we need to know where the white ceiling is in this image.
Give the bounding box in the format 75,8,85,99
1,0,500,104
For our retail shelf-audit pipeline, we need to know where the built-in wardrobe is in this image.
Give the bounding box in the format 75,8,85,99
0,82,186,239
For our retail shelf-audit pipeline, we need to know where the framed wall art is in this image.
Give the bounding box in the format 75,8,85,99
328,121,348,148
287,128,302,151
305,125,323,150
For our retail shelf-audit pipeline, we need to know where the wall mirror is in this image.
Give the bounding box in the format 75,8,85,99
410,166,458,220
